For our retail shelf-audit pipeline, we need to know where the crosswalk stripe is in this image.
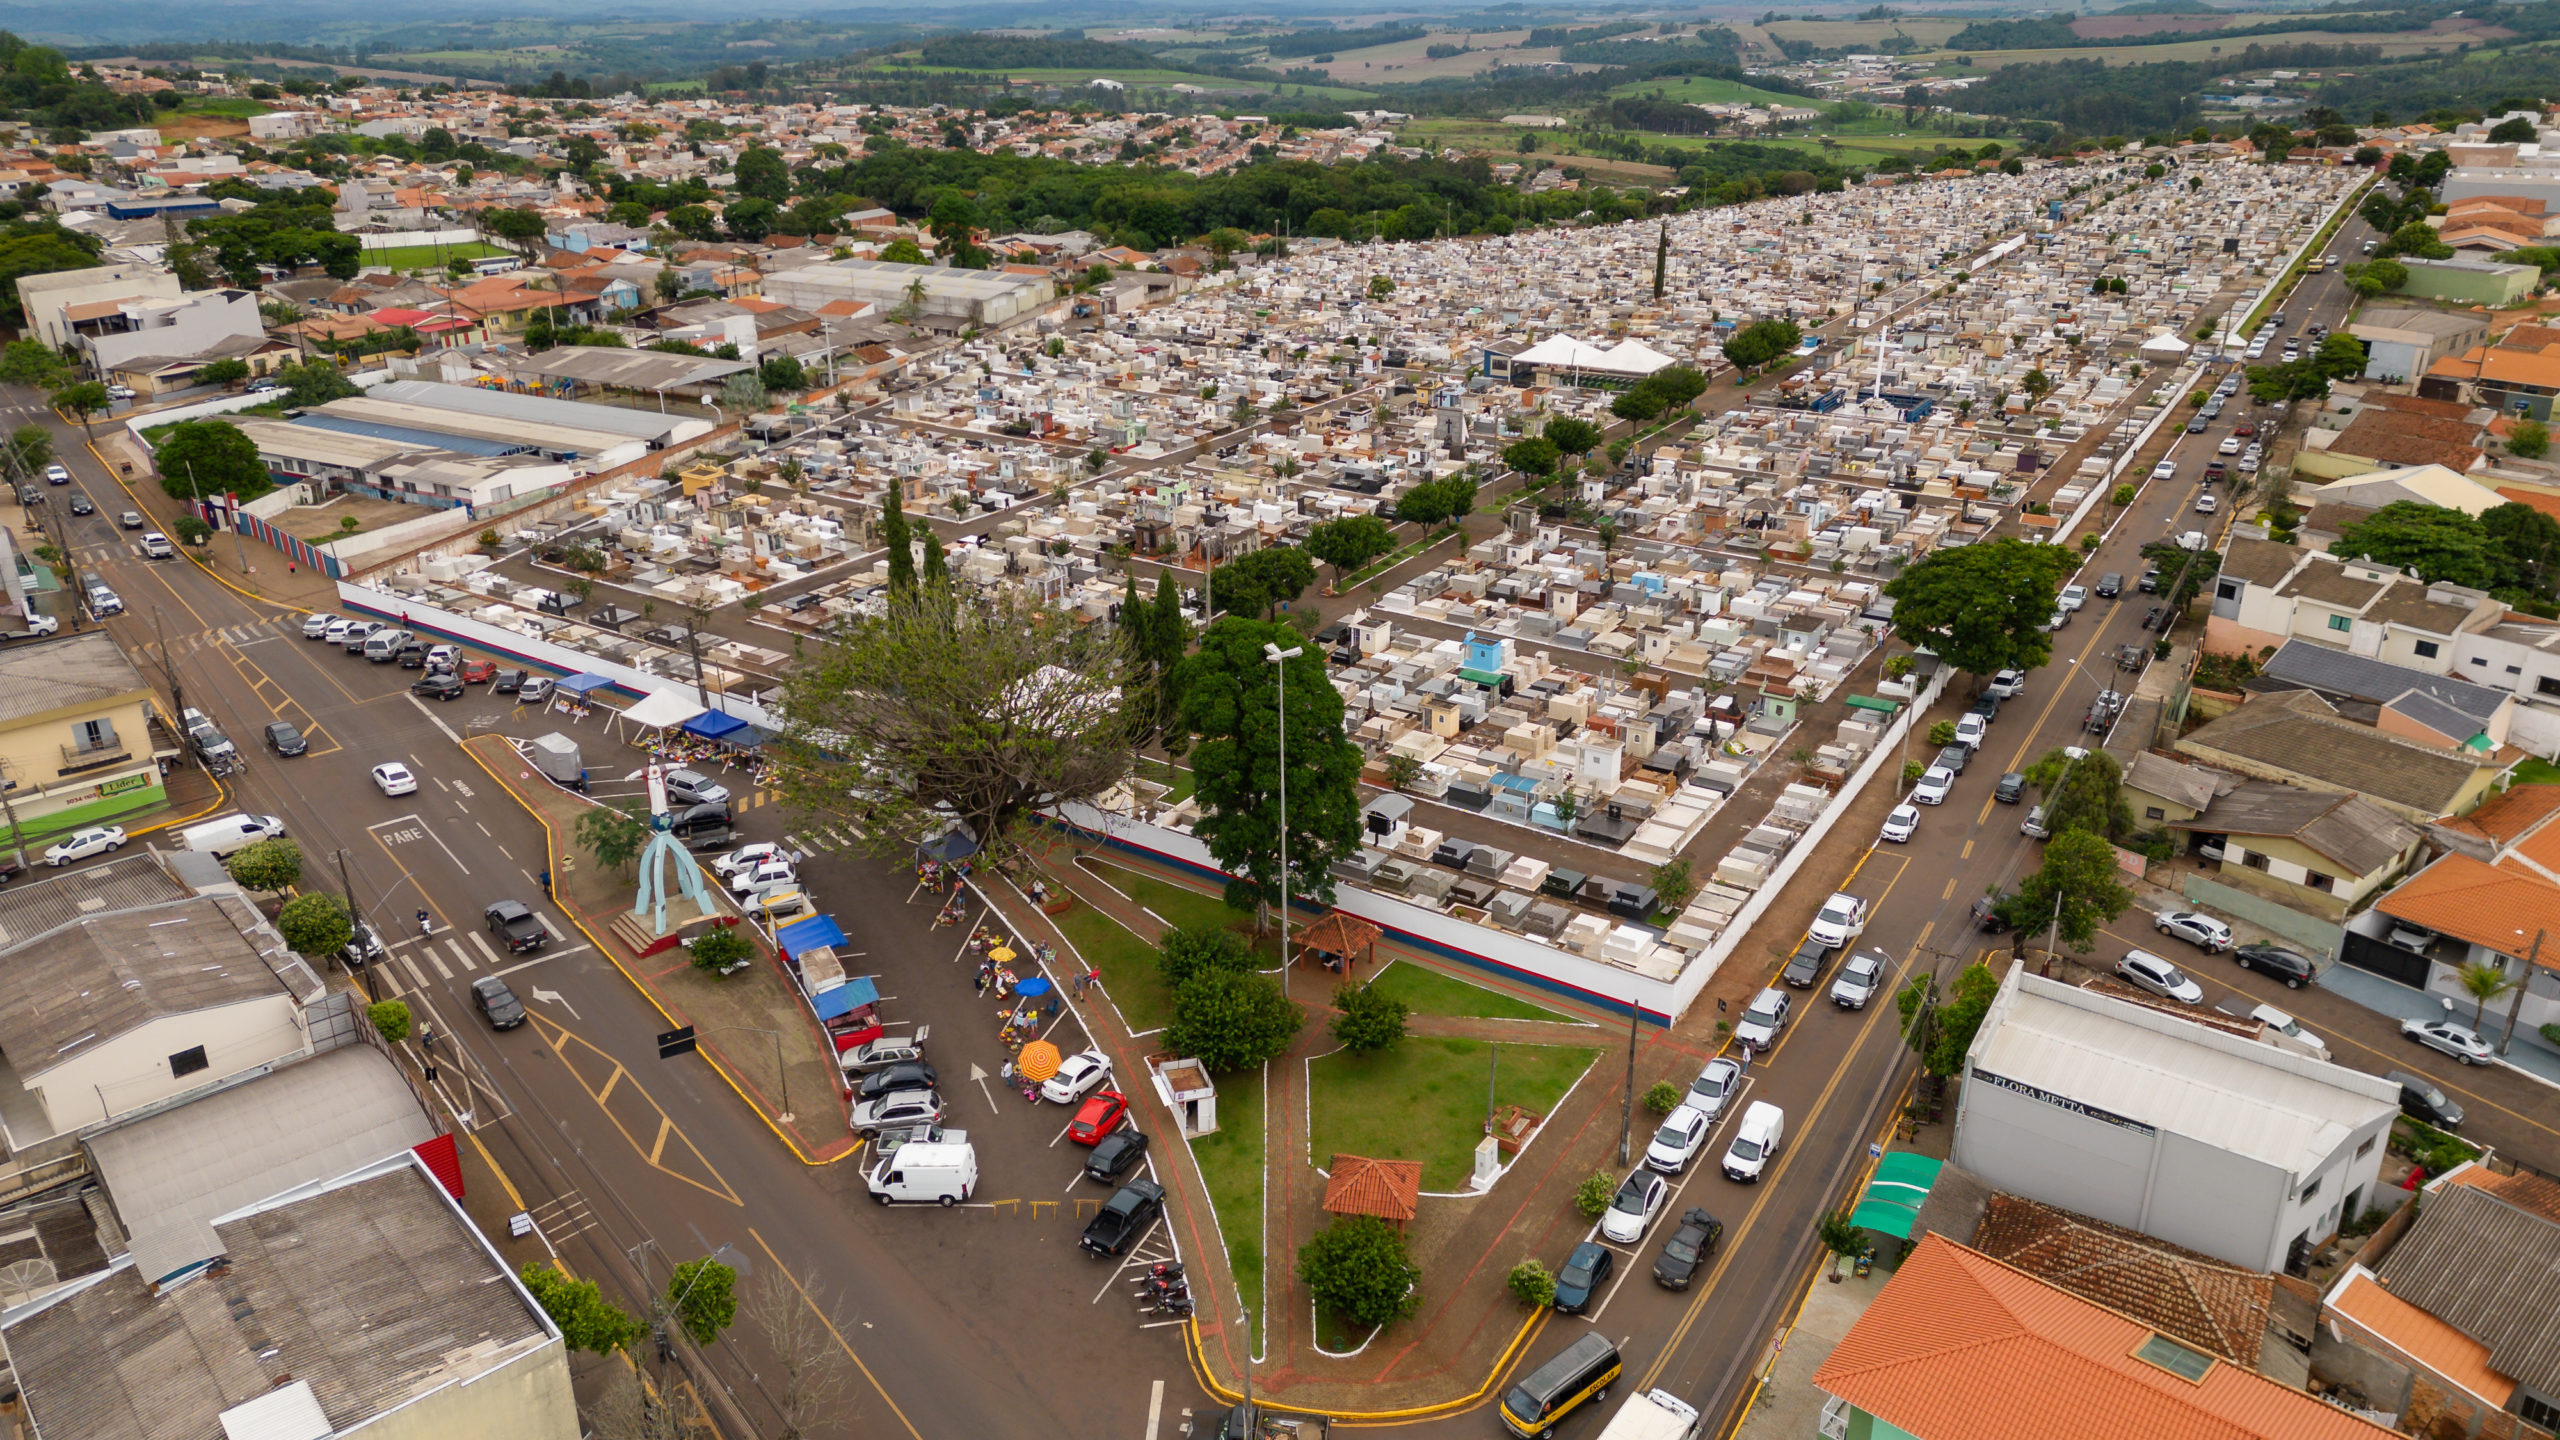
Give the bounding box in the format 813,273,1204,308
784,833,809,853
466,929,503,968
424,945,453,980
375,964,402,997
445,938,477,973
402,955,430,990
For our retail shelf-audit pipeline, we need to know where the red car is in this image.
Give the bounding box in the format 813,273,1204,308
1067,1089,1128,1146
2233,419,2257,437
459,658,497,683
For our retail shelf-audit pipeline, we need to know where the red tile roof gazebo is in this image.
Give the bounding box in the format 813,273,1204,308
1322,1154,1422,1230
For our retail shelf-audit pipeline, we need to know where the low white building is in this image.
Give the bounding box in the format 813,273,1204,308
1951,965,2399,1273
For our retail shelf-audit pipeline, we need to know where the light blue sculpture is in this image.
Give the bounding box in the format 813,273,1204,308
633,812,717,936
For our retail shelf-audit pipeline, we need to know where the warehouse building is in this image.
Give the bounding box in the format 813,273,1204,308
1950,965,2398,1273
761,260,1056,334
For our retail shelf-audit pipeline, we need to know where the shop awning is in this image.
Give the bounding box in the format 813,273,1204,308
683,710,750,741
810,975,879,1021
556,672,618,696
1848,1151,1945,1239
777,914,847,954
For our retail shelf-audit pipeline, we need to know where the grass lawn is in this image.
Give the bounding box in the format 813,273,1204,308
2513,758,2560,787
1188,1068,1267,1349
1366,962,1569,1023
1311,1037,1601,1192
362,241,509,272
1085,861,1272,956
181,97,271,117
1046,892,1181,1037
1603,73,1817,108
1133,756,1194,806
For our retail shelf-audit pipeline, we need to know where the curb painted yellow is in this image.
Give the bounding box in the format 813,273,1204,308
1182,1306,1548,1426
81,438,312,617
456,737,858,1168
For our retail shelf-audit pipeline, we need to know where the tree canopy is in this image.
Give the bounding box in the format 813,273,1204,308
1720,317,1803,369
1304,515,1396,586
1881,538,2075,678
2331,499,2500,592
2024,746,2132,843
1165,968,1303,1071
1174,616,1365,922
1297,1216,1422,1329
155,420,273,503
1207,544,1317,620
2010,828,2133,953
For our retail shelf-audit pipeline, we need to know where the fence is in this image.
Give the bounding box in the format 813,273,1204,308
195,500,347,579
2186,874,2345,958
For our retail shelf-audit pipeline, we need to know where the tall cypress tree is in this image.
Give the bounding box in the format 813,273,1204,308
1652,222,1668,300
1148,574,1194,750
882,487,915,595
920,527,949,588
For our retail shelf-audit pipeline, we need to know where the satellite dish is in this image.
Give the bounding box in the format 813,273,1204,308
0,1258,57,1305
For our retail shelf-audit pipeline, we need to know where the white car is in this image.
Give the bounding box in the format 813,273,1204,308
2155,911,2232,953
302,613,336,639
1039,1049,1113,1104
1808,891,1869,949
726,859,797,896
1831,950,1888,1010
42,464,69,485
1986,669,2025,699
1912,766,1954,805
2057,584,2086,613
2401,1018,2496,1066
2194,493,2218,514
425,644,458,671
2218,435,2243,455
43,826,125,866
1953,712,1987,750
713,843,791,877
2116,949,2204,1005
1598,1169,1669,1243
1880,804,1919,843
2150,459,2178,481
2173,530,2207,551
371,762,418,797
1644,1106,1712,1175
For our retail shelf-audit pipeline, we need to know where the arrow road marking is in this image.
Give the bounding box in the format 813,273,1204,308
970,1062,999,1113
531,986,580,1020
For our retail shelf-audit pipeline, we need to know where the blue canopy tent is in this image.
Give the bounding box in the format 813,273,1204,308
730,725,779,751
684,711,750,743
776,914,847,957
916,825,979,863
810,975,880,1021
556,673,617,696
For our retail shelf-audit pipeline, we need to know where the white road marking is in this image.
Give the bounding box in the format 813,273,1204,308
423,946,453,980
490,945,587,979
445,938,477,973
1146,1380,1164,1440
467,929,503,967
401,955,430,989
405,693,462,743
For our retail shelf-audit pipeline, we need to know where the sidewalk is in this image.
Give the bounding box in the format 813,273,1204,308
460,733,858,1163
83,428,343,615
2316,963,2560,1089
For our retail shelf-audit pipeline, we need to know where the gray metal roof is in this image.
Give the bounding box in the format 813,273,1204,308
4,1164,553,1440
0,630,149,727
367,376,706,440
291,412,528,457
500,346,753,394
0,897,294,1075
2375,1181,2560,1394
0,855,186,953
2168,780,2422,875
2258,640,2507,724
87,1046,437,1284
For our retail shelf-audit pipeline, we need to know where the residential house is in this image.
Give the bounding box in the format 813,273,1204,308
14,264,180,351
2177,687,2517,823
2395,257,2539,309
1968,1193,2278,1368
2248,641,2516,749
2296,405,2489,477
0,1157,578,1440
2360,785,2560,1033
1950,965,2399,1272
1811,1234,2400,1440
2319,1170,2560,1438
2450,615,2560,758
2425,337,2560,420
2166,780,2426,921
2123,750,2233,826
0,631,166,838
2206,540,2505,673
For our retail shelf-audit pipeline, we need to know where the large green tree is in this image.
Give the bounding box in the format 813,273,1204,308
2010,828,2132,953
2486,500,2560,599
1881,538,2075,679
1304,515,1396,588
278,359,359,409
0,228,105,323
1174,616,1366,923
2137,538,2222,611
275,892,353,959
1119,572,1192,746
666,1256,739,1346
1543,416,1603,459
1207,544,1316,620
1297,1216,1422,1328
1895,960,2001,1077
520,1263,646,1354
155,419,272,502
1166,968,1303,1071
775,586,1141,869
2024,746,2132,843
2331,500,2498,590
1721,317,1804,369
1500,435,1560,479
0,338,69,389
734,144,793,204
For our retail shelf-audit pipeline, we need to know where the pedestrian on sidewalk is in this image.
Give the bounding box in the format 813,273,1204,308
1046,993,1062,1022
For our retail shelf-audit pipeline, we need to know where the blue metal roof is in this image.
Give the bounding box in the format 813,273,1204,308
290,413,528,457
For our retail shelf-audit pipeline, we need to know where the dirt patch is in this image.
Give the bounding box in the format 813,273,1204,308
276,496,423,544
156,115,252,142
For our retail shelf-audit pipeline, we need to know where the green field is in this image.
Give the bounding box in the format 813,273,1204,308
1603,74,1817,109
1188,1064,1266,1344
1930,27,2480,67
180,97,272,117
1364,962,1569,1023
362,241,510,272
1311,1037,1599,1192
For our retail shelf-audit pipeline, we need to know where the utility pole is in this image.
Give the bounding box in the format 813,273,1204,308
683,612,710,709
2502,929,2543,1055
335,847,380,1004
1617,997,1640,1166
149,610,186,725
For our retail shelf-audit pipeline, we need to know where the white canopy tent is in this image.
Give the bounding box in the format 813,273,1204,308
1512,334,1678,380
2139,331,2192,360
606,687,707,740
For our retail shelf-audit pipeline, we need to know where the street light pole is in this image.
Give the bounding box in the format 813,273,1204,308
1264,642,1302,993
1618,995,1640,1166
335,847,380,1004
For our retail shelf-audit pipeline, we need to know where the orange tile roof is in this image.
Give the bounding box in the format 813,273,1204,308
1319,1154,1419,1223
2372,851,2560,955
2328,1269,2515,1407
2436,782,2560,846
1814,1237,2400,1440
2429,344,2560,390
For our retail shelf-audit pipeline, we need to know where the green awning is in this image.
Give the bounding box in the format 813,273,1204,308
1846,1152,1944,1239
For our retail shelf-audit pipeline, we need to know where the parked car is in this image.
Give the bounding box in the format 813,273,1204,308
519,677,554,704
1912,766,1954,805
459,658,497,684
2389,1070,2464,1129
1040,1050,1114,1104
1807,891,1869,950
1598,1169,1669,1243
1973,895,2013,933
302,613,336,639
852,1089,947,1139
43,826,125,866
2386,922,2437,953
2234,942,2317,988
1645,1106,1712,1174
493,668,527,693
2057,584,2087,613
855,1062,939,1102
1650,1208,1724,1291
1733,987,1790,1049
2116,949,2204,1004
837,1034,929,1075
1684,1058,1743,1125
1068,1090,1130,1145
1831,951,1887,1010
663,768,731,807
1079,1179,1165,1256
2401,1018,2495,1065
411,673,465,700
1083,1129,1150,1184
1952,712,1988,751
262,721,308,756
1552,1241,1613,1314
1879,804,1918,843
1935,743,1970,776
2155,911,2233,953
1986,669,2025,699
2094,572,2123,599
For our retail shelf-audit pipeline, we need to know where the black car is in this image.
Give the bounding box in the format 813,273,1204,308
2094,572,2123,599
2142,605,2168,633
2389,1070,2464,1129
2235,942,2318,988
1553,1240,1613,1314
262,721,307,756
1966,693,2000,723
1080,1179,1165,1256
2139,567,2162,594
1084,1129,1150,1185
2184,415,2208,433
66,494,93,516
484,899,548,954
1936,743,1970,776
856,1062,939,1101
471,975,526,1030
396,643,430,669
1781,936,1832,989
1652,1207,1724,1290
411,673,465,700
493,668,526,694
1972,894,2014,933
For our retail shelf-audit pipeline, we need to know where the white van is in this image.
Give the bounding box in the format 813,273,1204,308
865,1140,977,1206
180,813,287,858
2246,1003,2329,1061
1721,1101,1785,1183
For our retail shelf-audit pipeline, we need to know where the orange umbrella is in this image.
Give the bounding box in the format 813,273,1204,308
1016,1040,1062,1082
